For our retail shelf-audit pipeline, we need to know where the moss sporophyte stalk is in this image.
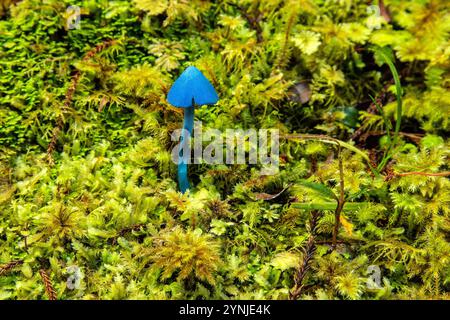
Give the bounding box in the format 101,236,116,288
0,0,449,301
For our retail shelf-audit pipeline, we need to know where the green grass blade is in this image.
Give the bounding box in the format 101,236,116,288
376,47,403,146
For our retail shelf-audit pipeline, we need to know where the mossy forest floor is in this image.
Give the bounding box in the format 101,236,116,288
0,0,449,300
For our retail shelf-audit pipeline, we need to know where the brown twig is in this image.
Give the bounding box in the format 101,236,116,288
46,39,117,164
39,269,57,300
0,260,23,276
379,0,391,22
332,148,345,250
395,171,450,177
290,211,319,300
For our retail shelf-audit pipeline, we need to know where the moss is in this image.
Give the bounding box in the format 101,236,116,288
0,0,448,300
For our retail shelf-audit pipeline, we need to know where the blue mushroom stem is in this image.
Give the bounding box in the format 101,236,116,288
178,105,194,193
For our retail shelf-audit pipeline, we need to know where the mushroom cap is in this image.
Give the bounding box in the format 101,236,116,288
167,66,219,108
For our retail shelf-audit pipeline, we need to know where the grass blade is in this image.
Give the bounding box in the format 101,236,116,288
375,47,403,146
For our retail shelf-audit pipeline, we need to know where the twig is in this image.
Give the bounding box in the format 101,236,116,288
290,211,319,300
39,269,57,300
378,0,391,22
395,171,450,177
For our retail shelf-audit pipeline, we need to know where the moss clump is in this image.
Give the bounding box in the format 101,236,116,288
0,0,449,300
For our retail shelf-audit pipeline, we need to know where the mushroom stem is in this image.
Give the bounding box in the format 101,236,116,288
178,105,195,193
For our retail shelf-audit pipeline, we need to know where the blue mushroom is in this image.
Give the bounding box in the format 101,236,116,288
167,66,219,193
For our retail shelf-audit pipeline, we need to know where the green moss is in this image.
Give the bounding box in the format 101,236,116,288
0,0,449,300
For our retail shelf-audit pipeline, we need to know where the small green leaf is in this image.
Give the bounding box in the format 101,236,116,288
210,219,234,236
21,263,33,278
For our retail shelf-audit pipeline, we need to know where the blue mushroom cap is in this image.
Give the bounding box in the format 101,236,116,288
167,66,219,108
